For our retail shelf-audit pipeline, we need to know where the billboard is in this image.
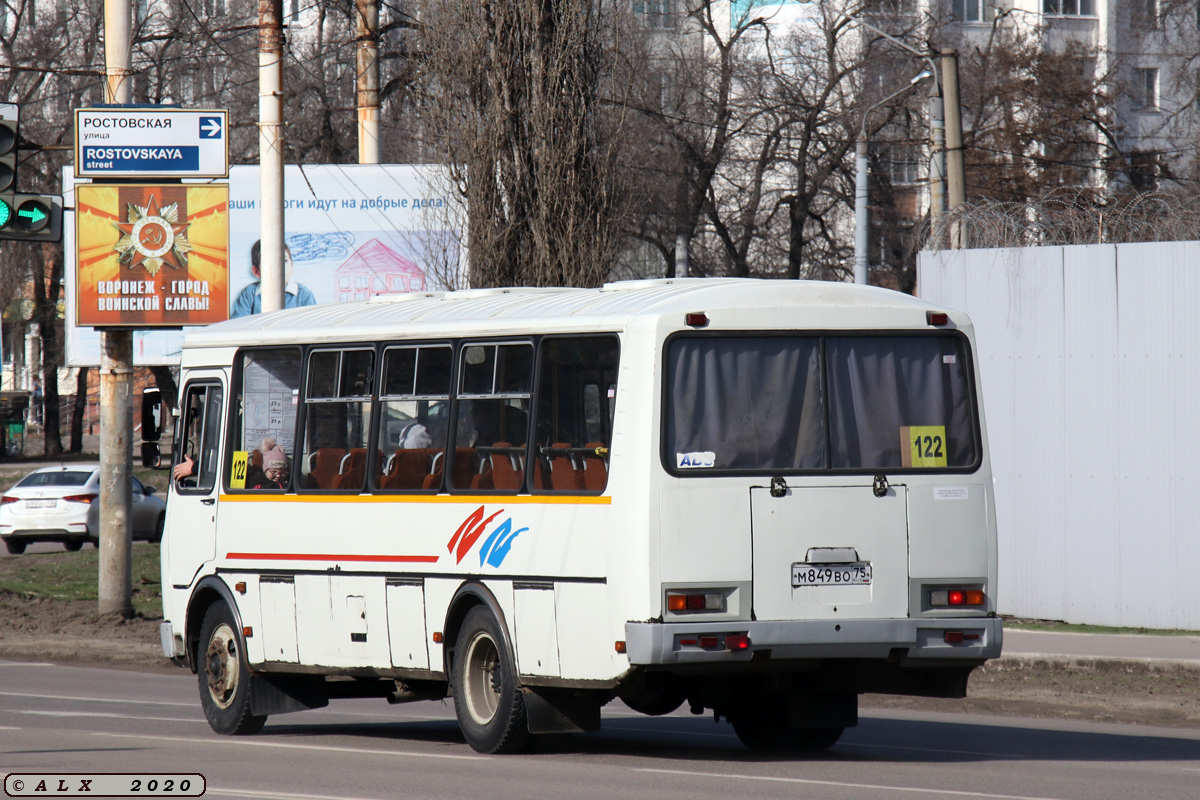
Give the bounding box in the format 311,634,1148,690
64,164,462,366
75,183,230,328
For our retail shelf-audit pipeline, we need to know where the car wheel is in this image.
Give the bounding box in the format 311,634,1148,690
152,513,165,543
63,539,84,552
197,603,267,736
3,539,25,555
452,606,529,754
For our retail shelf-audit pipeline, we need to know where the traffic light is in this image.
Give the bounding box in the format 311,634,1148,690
0,108,16,197
0,192,62,242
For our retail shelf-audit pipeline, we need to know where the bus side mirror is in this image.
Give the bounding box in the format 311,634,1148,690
142,388,163,442
141,441,161,469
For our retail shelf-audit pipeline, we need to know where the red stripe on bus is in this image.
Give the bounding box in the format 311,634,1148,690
225,552,441,563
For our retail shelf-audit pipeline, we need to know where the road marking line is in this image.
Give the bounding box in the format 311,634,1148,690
15,710,204,723
91,731,488,761
0,691,193,707
209,789,392,800
634,768,1068,800
0,662,54,667
0,726,21,730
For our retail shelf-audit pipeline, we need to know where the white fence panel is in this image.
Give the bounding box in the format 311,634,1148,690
919,242,1200,630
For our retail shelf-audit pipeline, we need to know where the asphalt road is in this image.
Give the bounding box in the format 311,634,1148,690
1,660,1197,800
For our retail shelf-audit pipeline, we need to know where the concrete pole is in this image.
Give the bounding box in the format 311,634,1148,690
356,0,380,164
854,137,869,284
928,93,946,248
675,233,690,278
100,0,133,618
259,0,285,313
941,49,966,249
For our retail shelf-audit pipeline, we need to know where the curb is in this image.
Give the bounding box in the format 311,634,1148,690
993,653,1200,675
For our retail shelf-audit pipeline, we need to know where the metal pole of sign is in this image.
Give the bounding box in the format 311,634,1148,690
99,0,133,618
356,0,380,165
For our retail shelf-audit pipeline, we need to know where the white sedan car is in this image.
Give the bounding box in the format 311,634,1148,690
0,464,166,554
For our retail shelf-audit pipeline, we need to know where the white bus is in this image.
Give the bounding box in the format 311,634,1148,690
156,278,1001,754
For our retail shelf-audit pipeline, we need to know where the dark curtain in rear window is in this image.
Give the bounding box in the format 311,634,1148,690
825,336,976,469
666,337,825,471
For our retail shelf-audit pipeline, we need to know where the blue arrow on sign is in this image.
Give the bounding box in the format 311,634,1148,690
199,116,223,139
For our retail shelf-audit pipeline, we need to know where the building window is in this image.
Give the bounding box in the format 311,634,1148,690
1043,0,1096,16
952,0,995,22
1128,152,1161,191
633,0,677,29
884,146,924,186
1131,0,1160,29
864,0,918,15
1132,67,1159,111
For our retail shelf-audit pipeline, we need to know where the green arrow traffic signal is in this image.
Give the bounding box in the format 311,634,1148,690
15,200,47,231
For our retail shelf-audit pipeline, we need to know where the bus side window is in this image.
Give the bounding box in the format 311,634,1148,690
176,383,223,493
230,349,302,492
531,336,619,493
452,343,533,492
377,344,451,492
299,348,375,492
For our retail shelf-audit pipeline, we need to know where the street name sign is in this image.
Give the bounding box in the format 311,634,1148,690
74,108,229,179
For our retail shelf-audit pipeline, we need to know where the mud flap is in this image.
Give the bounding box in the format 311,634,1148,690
523,688,601,734
250,674,329,716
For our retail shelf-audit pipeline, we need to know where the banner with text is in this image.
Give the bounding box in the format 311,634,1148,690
75,183,229,327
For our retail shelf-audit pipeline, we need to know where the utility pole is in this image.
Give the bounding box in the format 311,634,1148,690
941,49,966,249
99,0,133,617
356,0,380,165
259,0,285,312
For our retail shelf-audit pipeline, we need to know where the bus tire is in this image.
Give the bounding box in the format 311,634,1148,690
197,602,266,736
731,705,843,753
452,606,529,754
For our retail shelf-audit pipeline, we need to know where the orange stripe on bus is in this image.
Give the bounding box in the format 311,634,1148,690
226,552,440,563
218,493,611,505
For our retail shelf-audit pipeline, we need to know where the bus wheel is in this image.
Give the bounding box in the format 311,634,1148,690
197,603,266,736
452,606,529,754
731,706,843,753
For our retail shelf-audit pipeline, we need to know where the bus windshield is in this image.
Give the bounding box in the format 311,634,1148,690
666,333,978,473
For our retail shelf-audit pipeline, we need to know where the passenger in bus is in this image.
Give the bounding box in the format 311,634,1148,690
260,437,287,465
173,453,195,482
396,421,433,449
252,457,290,490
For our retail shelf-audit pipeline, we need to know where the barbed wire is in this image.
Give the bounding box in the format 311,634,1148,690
922,190,1200,250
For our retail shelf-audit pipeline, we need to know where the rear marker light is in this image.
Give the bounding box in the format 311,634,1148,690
667,591,725,613
698,635,719,648
930,588,985,607
927,311,950,326
944,631,964,644
726,634,751,651
685,312,709,327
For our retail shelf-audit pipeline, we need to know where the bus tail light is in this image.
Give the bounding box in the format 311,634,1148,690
929,588,986,607
666,591,724,612
726,634,751,651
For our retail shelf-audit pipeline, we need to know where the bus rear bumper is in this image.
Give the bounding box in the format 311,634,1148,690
625,617,1003,666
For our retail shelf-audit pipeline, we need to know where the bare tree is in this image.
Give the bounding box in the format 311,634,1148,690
417,0,632,287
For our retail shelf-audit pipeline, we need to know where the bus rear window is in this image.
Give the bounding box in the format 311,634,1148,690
666,334,977,473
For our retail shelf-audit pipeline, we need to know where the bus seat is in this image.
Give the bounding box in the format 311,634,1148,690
470,463,494,491
489,443,524,491
332,448,370,491
582,442,608,491
251,449,263,470
308,447,346,489
548,443,585,491
383,448,437,490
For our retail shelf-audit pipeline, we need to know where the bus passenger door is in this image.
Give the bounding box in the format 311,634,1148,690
750,484,909,621
165,377,225,589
